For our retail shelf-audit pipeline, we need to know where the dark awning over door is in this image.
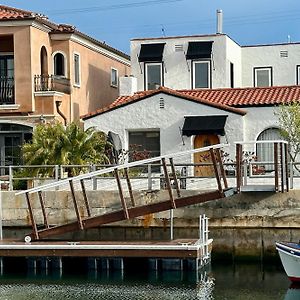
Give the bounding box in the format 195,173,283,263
182,115,227,136
138,43,165,62
186,41,213,60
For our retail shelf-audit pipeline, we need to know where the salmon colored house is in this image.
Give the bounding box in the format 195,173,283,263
0,5,130,167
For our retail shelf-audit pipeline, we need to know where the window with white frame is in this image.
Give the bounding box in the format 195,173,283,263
111,68,118,87
192,61,210,89
256,127,283,171
74,53,80,86
145,63,163,90
53,52,65,77
297,65,300,85
254,67,272,87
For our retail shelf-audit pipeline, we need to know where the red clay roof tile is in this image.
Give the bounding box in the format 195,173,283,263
81,85,300,120
0,5,41,20
0,5,129,60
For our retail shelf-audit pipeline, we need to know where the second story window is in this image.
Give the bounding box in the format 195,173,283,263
138,43,165,91
297,65,300,85
54,52,65,77
254,67,272,87
0,55,14,78
192,61,210,89
74,53,80,86
111,68,118,87
145,63,163,90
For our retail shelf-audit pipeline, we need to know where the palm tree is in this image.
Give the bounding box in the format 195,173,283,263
21,122,109,177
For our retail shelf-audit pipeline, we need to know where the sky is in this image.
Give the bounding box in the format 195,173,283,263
1,0,300,54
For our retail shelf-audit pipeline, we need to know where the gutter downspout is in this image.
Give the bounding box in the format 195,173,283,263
56,100,67,126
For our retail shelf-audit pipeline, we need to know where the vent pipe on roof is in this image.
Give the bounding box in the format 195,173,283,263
216,9,223,34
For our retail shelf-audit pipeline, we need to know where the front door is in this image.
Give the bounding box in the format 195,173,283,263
194,134,219,177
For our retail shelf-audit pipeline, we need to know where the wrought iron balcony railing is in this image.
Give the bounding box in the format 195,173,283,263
0,77,15,105
34,75,71,94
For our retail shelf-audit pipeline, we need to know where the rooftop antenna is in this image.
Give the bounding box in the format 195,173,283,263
161,25,166,37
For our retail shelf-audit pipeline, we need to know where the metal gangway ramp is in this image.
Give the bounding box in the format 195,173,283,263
16,144,233,240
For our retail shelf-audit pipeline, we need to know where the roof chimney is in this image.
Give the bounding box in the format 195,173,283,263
119,75,137,96
216,9,223,34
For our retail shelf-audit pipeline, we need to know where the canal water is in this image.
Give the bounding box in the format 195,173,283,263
0,262,295,300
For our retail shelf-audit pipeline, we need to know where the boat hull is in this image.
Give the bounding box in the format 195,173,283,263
276,242,300,282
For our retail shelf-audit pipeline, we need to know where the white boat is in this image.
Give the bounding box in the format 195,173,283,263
276,241,300,282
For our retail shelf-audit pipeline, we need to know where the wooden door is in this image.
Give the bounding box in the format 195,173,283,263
194,134,219,177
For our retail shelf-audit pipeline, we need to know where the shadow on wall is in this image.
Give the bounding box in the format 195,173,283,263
86,64,119,113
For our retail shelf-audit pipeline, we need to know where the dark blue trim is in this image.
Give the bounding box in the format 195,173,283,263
277,243,300,257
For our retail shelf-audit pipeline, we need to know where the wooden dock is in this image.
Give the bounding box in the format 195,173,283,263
0,238,212,276
0,238,210,258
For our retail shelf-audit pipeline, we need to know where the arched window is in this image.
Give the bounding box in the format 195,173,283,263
256,127,283,171
53,52,65,76
40,46,48,76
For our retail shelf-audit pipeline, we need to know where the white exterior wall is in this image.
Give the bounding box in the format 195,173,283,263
130,34,241,91
226,38,242,87
84,93,244,162
242,44,300,87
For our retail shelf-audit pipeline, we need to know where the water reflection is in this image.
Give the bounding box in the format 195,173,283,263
284,283,300,300
0,263,293,300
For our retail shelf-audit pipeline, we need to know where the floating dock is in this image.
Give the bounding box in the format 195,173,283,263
0,238,212,278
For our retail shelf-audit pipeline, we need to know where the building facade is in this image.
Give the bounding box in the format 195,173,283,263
130,34,300,91
0,5,130,167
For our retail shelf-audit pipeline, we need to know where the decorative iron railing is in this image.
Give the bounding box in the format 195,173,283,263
34,75,71,94
0,77,14,104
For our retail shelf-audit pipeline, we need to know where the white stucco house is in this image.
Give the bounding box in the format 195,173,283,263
131,33,300,91
82,27,300,171
82,85,300,172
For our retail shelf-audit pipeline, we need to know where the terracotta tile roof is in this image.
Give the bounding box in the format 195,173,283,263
81,85,300,120
178,85,300,107
0,5,129,60
81,86,247,120
0,5,44,20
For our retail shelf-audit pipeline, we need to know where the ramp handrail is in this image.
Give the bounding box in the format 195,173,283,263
16,143,229,196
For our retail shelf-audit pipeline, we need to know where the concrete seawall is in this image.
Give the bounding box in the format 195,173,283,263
3,190,300,260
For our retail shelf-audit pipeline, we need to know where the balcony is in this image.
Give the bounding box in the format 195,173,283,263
34,75,71,95
0,77,15,105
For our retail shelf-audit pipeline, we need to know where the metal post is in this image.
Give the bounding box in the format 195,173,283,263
170,209,174,240
243,162,248,187
0,181,2,240
55,165,59,191
147,164,152,191
8,166,13,191
91,165,97,190
199,215,202,241
290,162,294,190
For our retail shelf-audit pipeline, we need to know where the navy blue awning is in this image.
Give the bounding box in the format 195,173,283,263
182,115,227,136
186,41,213,60
138,43,165,62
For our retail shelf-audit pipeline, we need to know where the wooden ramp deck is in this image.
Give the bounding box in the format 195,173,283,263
15,141,289,241
16,144,230,241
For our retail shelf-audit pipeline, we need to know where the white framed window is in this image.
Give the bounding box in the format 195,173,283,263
296,65,300,85
74,53,80,87
52,51,67,77
111,68,118,87
192,61,210,89
256,127,283,171
254,67,272,87
145,63,163,90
